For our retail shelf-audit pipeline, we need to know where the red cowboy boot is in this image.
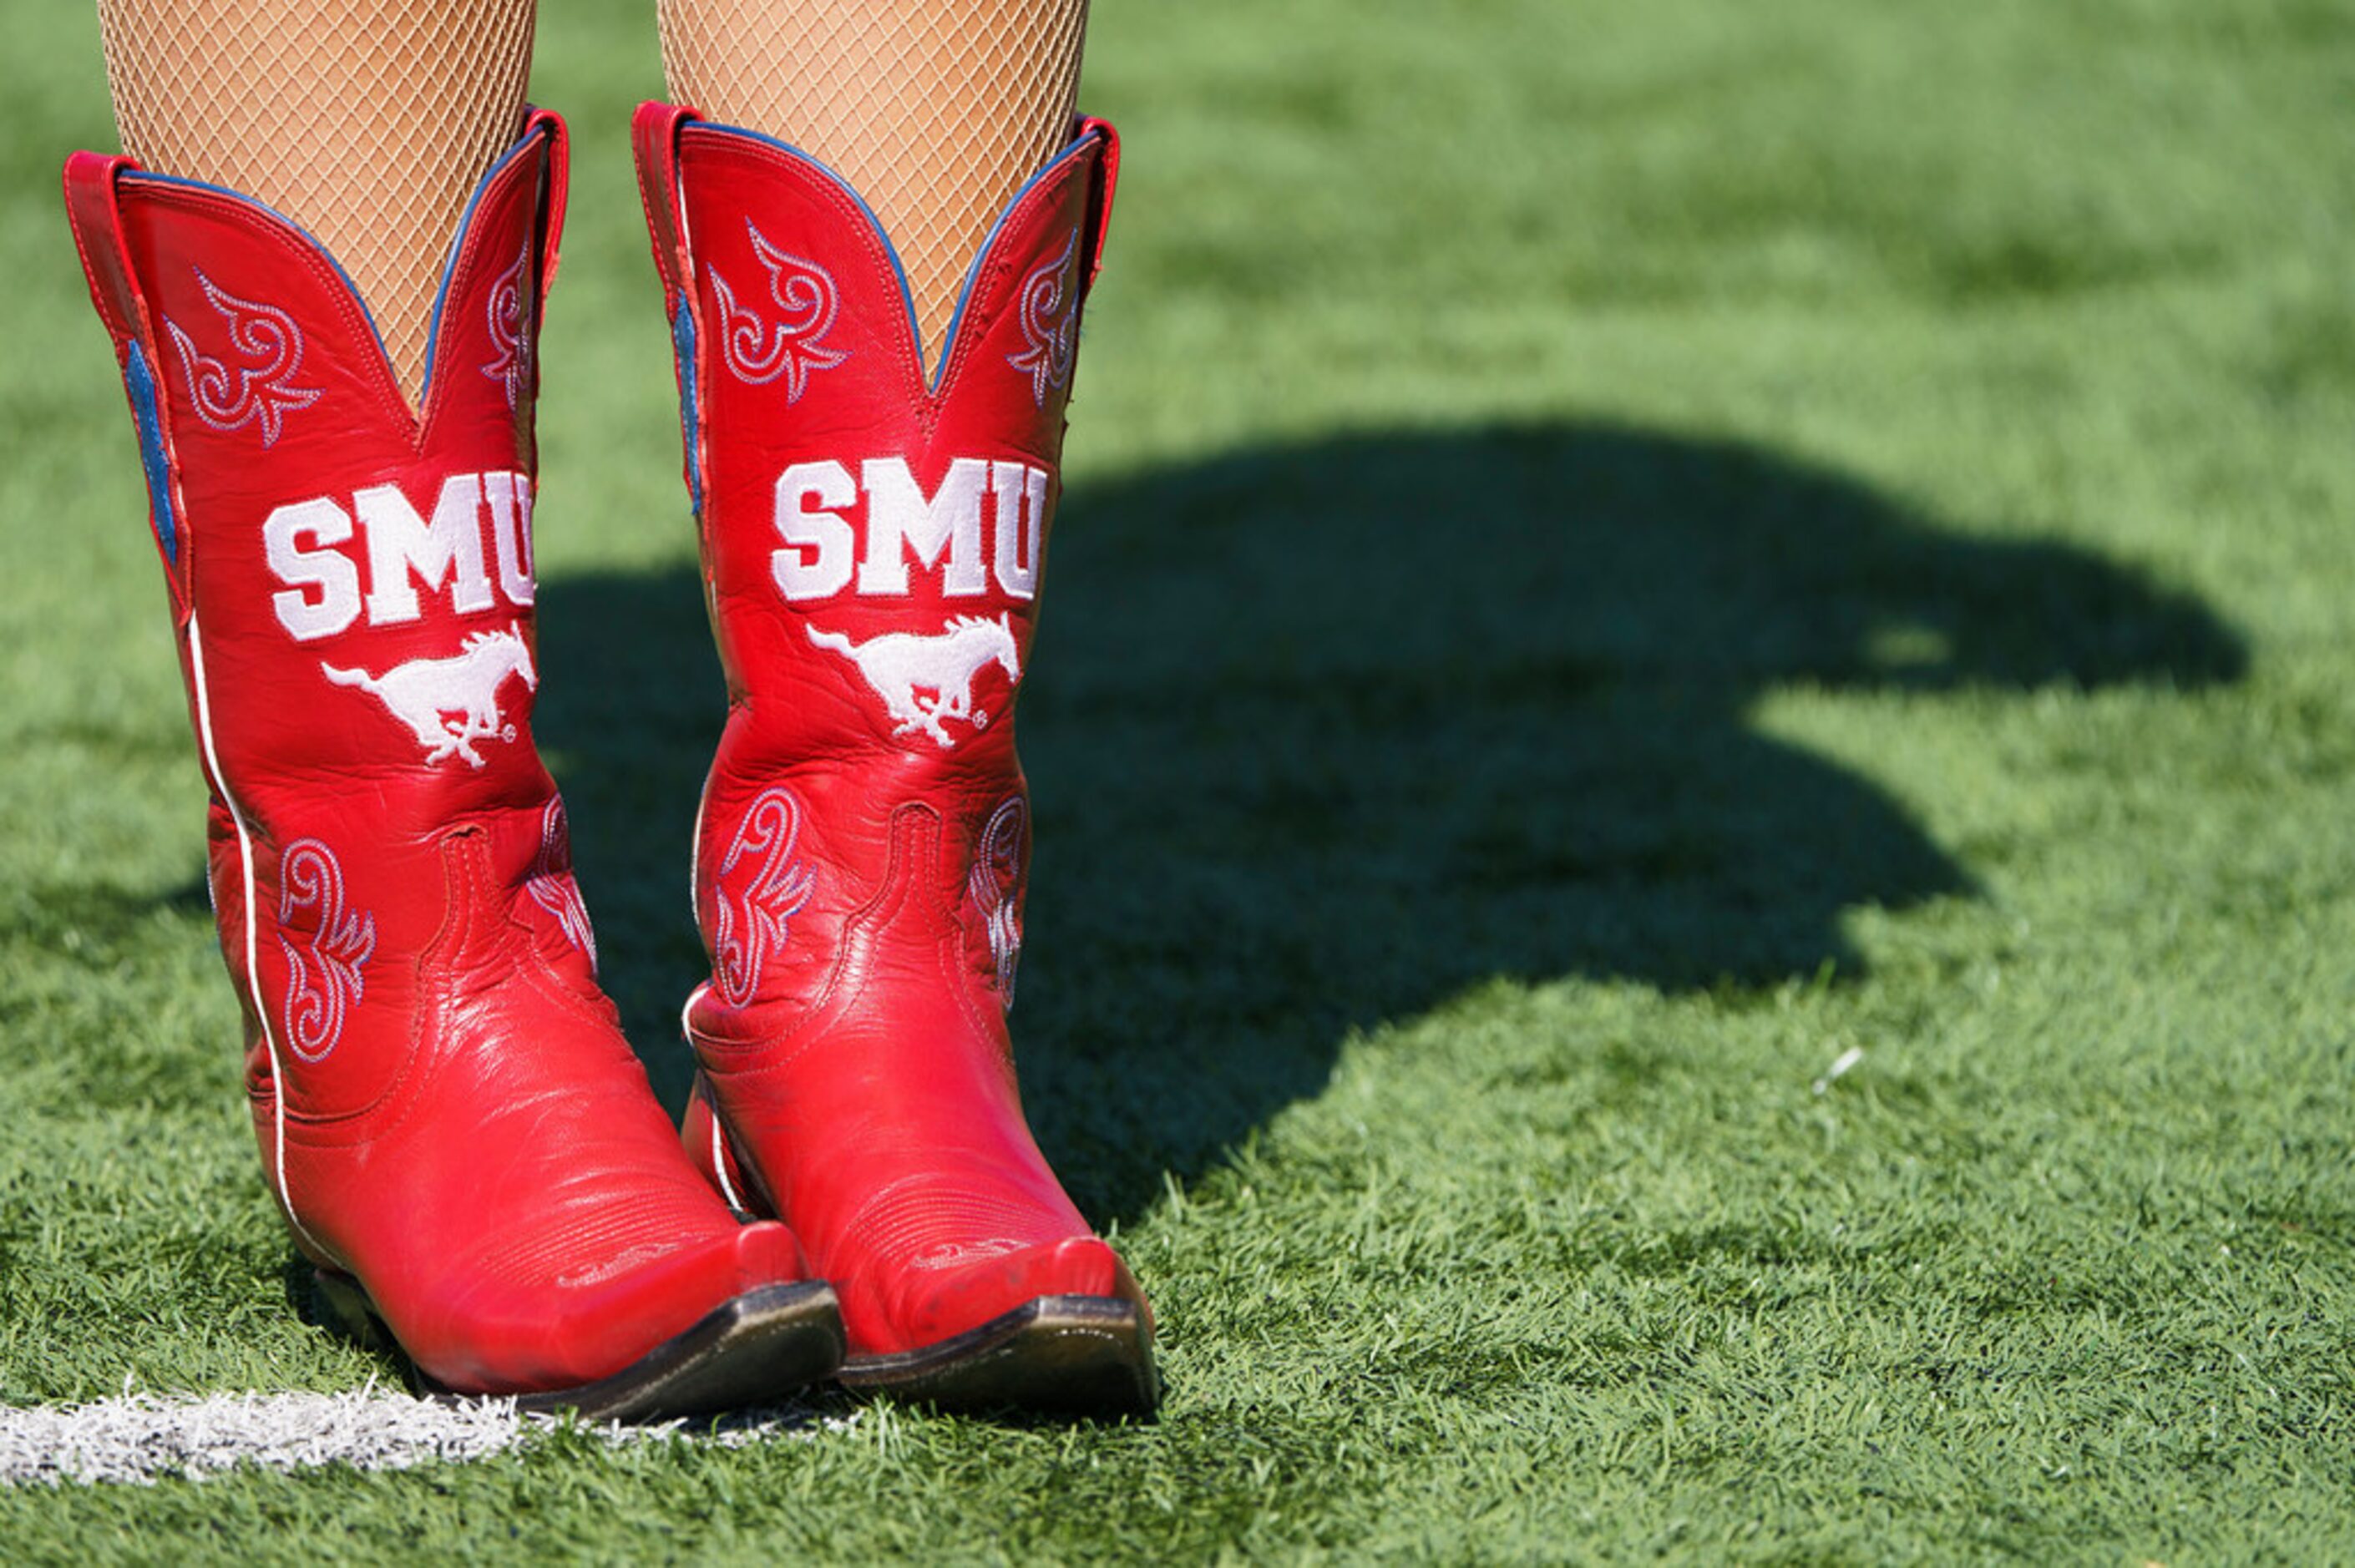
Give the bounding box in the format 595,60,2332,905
63,111,843,1417
636,104,1157,1415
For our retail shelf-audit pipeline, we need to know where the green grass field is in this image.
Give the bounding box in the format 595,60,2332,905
6,0,2355,1558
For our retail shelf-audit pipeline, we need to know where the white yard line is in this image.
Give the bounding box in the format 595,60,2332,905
0,1385,858,1487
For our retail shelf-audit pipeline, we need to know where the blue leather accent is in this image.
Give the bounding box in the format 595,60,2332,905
124,341,178,566
931,129,1101,393
418,127,544,407
674,305,703,517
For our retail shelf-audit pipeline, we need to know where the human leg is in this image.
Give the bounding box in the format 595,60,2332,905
636,3,1157,1413
655,0,1089,364
67,2,844,1412
96,0,536,404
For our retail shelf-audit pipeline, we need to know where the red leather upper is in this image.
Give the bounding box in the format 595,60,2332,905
65,114,806,1393
637,105,1140,1353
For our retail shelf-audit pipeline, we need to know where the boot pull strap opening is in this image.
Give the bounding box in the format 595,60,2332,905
63,151,193,600
1074,117,1121,296
632,100,699,318
521,107,570,311
63,151,149,346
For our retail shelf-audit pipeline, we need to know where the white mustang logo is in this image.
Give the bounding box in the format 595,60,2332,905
807,613,1020,749
322,623,537,769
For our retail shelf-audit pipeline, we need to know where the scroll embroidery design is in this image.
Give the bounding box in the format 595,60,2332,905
1005,231,1079,408
163,270,322,446
968,796,1027,1005
712,787,818,1005
482,245,532,409
525,797,597,970
276,838,377,1063
711,223,848,400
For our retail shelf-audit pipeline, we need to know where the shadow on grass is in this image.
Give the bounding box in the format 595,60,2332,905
537,421,2244,1224
0,878,211,960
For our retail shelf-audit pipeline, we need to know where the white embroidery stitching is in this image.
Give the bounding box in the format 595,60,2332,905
968,796,1026,1006
524,797,597,970
320,623,536,770
189,615,319,1247
805,613,1020,750
1005,231,1080,408
481,245,530,410
710,223,848,399
163,270,323,447
712,787,817,1007
276,838,377,1064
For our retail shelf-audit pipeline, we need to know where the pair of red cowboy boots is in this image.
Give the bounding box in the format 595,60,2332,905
63,104,1152,1419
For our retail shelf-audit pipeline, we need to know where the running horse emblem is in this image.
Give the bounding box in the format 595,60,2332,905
806,613,1021,749
322,623,538,769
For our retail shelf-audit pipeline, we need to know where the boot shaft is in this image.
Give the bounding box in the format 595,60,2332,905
636,107,1117,769
636,105,1117,1014
63,116,597,1125
66,117,564,808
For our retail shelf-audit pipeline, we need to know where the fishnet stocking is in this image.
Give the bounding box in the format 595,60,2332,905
96,0,535,407
658,0,1089,363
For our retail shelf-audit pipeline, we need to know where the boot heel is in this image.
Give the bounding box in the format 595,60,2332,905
683,1071,771,1222
320,1264,846,1420
839,1294,1160,1419
313,1268,392,1353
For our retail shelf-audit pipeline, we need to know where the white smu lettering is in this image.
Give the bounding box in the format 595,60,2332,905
772,457,1050,603
264,471,534,642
